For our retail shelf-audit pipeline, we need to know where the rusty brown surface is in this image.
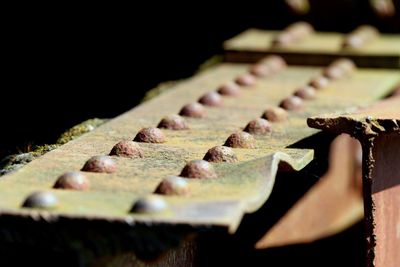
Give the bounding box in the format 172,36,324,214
308,96,400,267
0,63,398,235
224,29,400,68
255,134,364,248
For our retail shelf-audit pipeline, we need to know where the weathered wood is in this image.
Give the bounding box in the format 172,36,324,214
308,96,400,267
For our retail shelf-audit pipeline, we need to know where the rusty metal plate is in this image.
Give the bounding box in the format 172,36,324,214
224,29,400,68
0,63,398,234
308,96,400,267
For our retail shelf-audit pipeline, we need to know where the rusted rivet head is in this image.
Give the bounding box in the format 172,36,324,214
217,81,241,96
261,55,287,73
154,176,190,196
203,145,238,163
110,140,144,157
280,96,304,111
157,114,188,130
81,155,117,173
244,118,272,135
130,195,167,214
250,64,271,78
54,172,89,190
22,191,58,209
224,132,256,148
235,74,256,87
294,85,316,100
198,91,223,107
323,65,345,80
179,103,206,118
262,106,288,122
134,127,166,143
180,160,217,179
309,75,329,89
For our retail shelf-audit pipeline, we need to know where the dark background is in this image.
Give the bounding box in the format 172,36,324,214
2,1,399,158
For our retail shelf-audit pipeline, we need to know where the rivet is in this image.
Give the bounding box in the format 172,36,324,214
157,114,188,130
154,176,190,196
130,195,167,214
261,106,288,122
250,64,272,78
217,82,241,96
198,91,223,107
294,85,316,100
179,103,206,118
244,118,272,135
134,127,166,143
280,96,304,111
81,155,117,173
224,132,256,148
323,65,345,80
288,21,314,40
261,55,287,73
22,191,58,209
53,172,89,190
309,75,329,89
203,145,238,163
235,74,256,87
180,160,217,179
110,140,144,157
272,32,293,46
332,58,357,74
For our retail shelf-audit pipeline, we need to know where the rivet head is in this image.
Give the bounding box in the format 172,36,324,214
261,55,287,73
157,114,188,130
235,74,256,87
179,103,206,118
332,58,357,73
323,65,345,80
244,118,272,135
134,127,166,143
343,35,364,49
272,32,293,46
294,85,316,100
309,75,329,89
198,91,223,107
54,172,89,190
262,106,288,122
81,155,117,173
203,145,238,163
154,176,190,196
130,195,167,214
224,132,256,148
22,191,58,209
288,21,314,40
280,96,304,111
217,82,241,96
110,140,144,157
250,64,271,78
180,160,217,179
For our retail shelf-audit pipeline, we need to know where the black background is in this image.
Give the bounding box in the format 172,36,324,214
2,1,399,158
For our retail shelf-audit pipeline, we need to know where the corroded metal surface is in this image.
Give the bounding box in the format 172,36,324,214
308,96,400,267
224,29,400,68
0,63,398,235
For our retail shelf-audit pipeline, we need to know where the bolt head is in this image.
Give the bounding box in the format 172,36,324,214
134,128,166,143
157,114,188,130
244,118,272,135
261,106,288,122
22,191,58,209
54,171,89,190
294,85,316,100
224,132,256,148
81,155,117,173
235,74,256,87
280,96,304,111
198,91,223,107
110,140,144,157
179,103,206,118
130,195,168,214
154,176,190,196
203,145,238,163
180,160,217,179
